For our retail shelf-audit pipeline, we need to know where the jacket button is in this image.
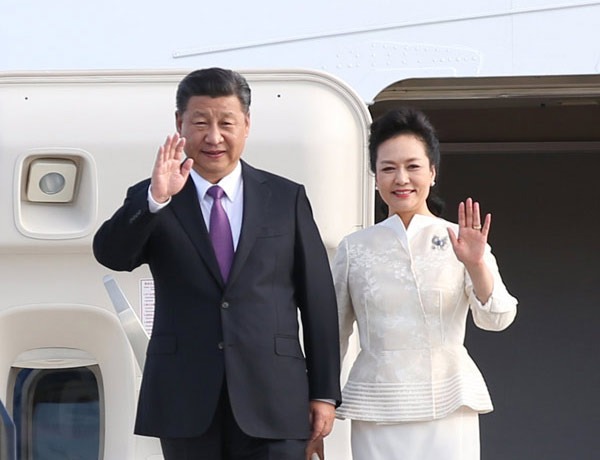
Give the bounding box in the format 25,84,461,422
217,342,224,350
221,301,229,309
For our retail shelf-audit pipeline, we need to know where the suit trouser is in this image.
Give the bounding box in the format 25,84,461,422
160,383,307,460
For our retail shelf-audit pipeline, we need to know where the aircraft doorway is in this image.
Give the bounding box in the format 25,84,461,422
369,75,600,459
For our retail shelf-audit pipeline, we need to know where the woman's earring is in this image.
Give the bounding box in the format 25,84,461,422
431,180,436,187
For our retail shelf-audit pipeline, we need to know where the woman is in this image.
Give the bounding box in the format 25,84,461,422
333,107,517,459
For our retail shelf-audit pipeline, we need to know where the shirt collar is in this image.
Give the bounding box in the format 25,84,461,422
380,213,441,240
190,161,243,202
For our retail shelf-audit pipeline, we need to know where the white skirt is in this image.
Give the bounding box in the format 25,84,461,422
350,407,480,460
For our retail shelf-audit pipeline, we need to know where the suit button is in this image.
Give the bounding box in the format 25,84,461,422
218,342,224,350
221,301,229,309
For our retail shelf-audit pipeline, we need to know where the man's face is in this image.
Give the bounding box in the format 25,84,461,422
176,95,250,183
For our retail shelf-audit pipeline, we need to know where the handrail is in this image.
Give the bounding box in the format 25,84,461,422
102,275,150,370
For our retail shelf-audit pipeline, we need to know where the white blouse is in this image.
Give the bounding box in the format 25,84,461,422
334,214,518,422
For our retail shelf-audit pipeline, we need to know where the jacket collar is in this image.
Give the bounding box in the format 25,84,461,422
227,161,271,286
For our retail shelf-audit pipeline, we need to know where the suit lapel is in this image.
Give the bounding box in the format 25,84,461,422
227,161,270,286
170,178,223,285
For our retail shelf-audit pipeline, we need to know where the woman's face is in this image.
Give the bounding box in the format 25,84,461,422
375,133,436,225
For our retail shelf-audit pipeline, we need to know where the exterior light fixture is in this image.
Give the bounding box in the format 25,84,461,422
26,159,78,203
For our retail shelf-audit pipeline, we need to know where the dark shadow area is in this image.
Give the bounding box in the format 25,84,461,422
438,151,600,460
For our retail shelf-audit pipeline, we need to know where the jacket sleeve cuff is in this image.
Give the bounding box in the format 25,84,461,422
147,185,171,213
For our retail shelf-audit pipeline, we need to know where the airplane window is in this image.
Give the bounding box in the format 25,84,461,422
11,366,102,460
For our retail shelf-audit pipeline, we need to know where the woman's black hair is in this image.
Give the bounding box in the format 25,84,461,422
369,107,444,216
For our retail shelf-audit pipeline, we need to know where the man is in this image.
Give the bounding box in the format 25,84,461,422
93,68,341,459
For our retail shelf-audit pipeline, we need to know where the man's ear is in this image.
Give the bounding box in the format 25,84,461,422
244,111,251,137
175,111,182,134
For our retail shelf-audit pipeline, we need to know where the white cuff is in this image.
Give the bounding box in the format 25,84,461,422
148,185,171,213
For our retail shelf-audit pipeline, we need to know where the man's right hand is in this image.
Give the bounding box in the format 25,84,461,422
150,133,193,203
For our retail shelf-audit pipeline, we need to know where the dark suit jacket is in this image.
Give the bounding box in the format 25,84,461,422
93,160,341,439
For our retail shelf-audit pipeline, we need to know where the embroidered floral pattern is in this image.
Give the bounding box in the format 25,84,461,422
333,215,518,422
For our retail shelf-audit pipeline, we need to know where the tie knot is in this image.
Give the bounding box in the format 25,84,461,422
207,185,225,200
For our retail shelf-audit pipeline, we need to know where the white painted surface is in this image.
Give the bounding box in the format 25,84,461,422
1,1,598,100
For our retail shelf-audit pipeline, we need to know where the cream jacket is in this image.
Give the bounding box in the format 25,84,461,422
334,214,518,422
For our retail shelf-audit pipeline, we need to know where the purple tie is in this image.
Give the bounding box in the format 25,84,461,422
207,185,234,281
